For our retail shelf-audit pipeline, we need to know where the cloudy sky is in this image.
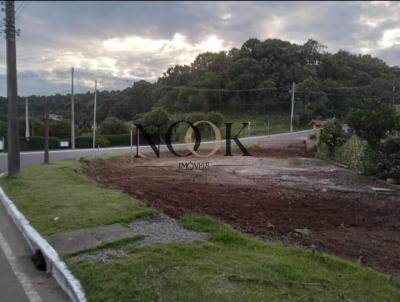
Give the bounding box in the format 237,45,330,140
1,1,400,96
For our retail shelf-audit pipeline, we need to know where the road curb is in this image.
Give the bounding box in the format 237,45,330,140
0,178,86,302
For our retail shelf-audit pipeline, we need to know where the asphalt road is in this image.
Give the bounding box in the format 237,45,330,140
0,129,315,302
0,129,315,172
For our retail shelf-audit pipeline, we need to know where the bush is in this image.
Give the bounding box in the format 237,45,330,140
185,112,210,138
376,135,400,180
347,99,399,146
361,146,380,176
135,108,170,136
98,117,129,135
103,134,131,146
186,112,207,123
319,118,346,156
5,136,61,151
76,135,110,148
206,111,224,127
49,120,70,139
335,135,366,171
19,117,44,137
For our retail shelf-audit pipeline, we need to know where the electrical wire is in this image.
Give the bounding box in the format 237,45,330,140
15,1,27,19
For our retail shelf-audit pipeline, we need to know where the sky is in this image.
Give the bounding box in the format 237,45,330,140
1,1,400,96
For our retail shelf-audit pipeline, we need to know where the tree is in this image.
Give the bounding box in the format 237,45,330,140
18,117,44,137
135,108,170,136
376,135,400,180
49,120,70,138
296,77,328,124
207,111,224,127
347,100,399,146
1,37,400,122
98,117,129,135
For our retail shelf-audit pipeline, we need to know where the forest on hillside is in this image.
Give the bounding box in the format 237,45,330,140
1,38,399,130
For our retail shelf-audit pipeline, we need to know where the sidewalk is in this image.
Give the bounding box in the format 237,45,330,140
0,203,70,302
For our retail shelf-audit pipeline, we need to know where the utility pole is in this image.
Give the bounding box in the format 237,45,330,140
71,67,75,149
290,81,296,133
92,80,97,149
5,1,20,176
25,98,30,139
31,110,34,137
392,85,396,104
44,100,49,164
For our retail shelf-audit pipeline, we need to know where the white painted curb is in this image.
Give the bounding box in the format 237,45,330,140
0,178,86,302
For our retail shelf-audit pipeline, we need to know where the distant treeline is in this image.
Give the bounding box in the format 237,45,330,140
1,38,400,129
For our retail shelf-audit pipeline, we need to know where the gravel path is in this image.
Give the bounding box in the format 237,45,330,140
129,214,208,245
48,214,208,254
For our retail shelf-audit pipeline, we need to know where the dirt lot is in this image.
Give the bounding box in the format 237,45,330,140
82,145,400,275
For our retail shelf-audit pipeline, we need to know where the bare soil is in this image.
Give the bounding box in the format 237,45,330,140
82,146,400,275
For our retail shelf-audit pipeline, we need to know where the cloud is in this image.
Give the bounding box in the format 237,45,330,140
0,1,400,96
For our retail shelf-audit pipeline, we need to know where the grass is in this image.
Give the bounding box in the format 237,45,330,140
1,159,400,301
65,215,400,302
174,112,311,142
0,160,156,235
222,112,310,137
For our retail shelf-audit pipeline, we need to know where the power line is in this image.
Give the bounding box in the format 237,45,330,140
159,85,279,93
15,1,24,14
15,1,28,19
158,83,375,94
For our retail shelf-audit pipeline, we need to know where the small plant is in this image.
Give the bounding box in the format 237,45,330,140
319,118,346,156
335,135,366,171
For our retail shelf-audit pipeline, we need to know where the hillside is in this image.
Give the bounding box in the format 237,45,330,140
1,38,399,129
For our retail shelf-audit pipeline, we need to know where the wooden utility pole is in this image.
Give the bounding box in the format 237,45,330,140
44,100,49,164
92,80,97,149
71,67,75,149
5,1,20,176
290,81,296,133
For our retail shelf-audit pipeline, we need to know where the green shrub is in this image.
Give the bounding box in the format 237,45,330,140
75,136,92,148
103,134,131,146
185,112,208,123
316,142,331,160
335,135,366,171
98,117,129,135
319,118,346,156
19,117,44,137
95,136,111,148
135,108,170,136
347,99,399,146
360,146,380,176
206,111,224,127
76,135,110,148
376,135,400,180
49,120,70,139
9,136,61,151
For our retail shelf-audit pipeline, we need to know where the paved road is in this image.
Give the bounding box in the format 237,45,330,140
0,129,315,302
0,129,316,172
